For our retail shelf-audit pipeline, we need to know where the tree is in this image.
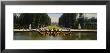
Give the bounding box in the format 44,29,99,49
59,13,77,29
14,13,51,29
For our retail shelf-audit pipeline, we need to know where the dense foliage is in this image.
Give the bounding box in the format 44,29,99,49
59,13,78,29
14,13,51,29
59,13,97,29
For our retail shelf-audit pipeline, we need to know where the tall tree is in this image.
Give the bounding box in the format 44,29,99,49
59,13,77,29
14,13,51,29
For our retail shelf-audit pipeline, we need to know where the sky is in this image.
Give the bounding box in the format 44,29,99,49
47,13,97,23
84,13,97,18
47,13,63,23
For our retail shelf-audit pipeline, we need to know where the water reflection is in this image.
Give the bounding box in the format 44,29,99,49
14,31,97,40
45,36,63,40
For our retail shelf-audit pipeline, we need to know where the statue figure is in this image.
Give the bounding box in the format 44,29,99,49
29,24,31,30
78,24,81,29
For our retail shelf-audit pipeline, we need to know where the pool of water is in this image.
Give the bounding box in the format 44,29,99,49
14,31,97,40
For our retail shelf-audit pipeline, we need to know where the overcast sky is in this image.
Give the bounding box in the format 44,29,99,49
47,13,97,23
47,13,63,23
84,13,97,18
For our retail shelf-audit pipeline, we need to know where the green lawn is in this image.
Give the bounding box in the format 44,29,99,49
47,25,62,30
